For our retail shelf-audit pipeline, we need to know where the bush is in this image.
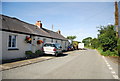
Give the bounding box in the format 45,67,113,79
97,47,118,56
25,51,33,58
35,50,43,56
101,50,118,56
25,50,44,59
117,38,120,56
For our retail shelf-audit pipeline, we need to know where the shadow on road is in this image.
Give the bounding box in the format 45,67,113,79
58,54,68,57
78,48,87,50
43,54,68,57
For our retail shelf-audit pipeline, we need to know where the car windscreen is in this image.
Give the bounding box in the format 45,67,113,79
44,44,56,47
55,44,61,48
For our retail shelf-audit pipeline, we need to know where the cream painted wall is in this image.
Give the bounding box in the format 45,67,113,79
2,31,69,60
2,31,30,60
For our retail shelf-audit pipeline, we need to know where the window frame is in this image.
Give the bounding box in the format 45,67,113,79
8,35,17,49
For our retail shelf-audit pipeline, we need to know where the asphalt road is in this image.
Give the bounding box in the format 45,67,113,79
2,49,119,79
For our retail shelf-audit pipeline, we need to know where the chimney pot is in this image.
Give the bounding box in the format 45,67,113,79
57,30,61,34
35,21,42,28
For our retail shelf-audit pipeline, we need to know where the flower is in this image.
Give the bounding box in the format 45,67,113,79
25,36,32,44
37,40,43,44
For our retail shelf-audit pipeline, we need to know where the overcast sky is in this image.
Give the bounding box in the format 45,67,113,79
2,2,115,42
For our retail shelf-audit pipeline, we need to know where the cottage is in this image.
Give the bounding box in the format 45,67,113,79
0,15,69,61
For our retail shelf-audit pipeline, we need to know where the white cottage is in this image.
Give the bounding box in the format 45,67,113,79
0,15,69,61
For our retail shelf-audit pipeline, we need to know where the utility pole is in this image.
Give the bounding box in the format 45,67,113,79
115,1,119,38
52,24,54,31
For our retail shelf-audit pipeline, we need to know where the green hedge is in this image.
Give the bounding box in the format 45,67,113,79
35,50,44,56
25,50,44,58
117,38,120,56
97,47,118,56
25,51,34,58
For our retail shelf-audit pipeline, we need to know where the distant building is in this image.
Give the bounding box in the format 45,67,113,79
0,15,69,61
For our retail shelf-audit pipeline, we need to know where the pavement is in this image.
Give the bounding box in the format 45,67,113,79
0,51,74,71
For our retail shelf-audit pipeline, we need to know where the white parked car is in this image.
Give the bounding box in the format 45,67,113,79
43,43,63,56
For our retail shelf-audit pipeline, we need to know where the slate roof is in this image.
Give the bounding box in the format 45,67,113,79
0,15,68,41
42,28,68,40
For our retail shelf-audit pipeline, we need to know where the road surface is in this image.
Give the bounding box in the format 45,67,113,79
2,49,119,79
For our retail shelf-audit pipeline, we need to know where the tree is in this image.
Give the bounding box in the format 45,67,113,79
97,25,117,51
82,37,92,47
91,38,99,48
67,36,76,43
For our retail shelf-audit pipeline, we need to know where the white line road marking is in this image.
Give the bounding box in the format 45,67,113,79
107,64,111,67
102,56,119,79
111,71,116,74
113,74,119,79
109,67,113,70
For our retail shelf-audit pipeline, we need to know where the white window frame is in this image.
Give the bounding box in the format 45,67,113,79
8,35,17,49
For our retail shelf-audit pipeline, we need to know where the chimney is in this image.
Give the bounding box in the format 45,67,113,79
35,21,42,28
57,30,61,34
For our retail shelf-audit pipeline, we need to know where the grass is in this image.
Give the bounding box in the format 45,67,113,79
97,47,119,57
85,46,119,57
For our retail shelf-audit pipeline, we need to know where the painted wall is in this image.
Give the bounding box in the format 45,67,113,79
2,31,30,60
2,31,69,60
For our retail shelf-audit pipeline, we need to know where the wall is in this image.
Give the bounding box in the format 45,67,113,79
2,31,30,60
2,31,69,60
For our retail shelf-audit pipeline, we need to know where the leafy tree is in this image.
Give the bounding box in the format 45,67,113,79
97,25,117,52
67,36,76,43
82,37,92,47
91,38,99,48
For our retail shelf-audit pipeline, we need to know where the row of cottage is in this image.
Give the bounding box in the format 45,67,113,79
0,15,69,61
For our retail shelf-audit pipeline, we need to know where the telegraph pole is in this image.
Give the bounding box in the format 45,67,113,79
52,24,54,31
115,1,119,38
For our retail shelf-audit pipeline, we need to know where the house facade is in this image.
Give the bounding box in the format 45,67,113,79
0,15,69,61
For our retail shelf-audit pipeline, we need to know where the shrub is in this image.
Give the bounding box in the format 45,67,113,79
35,50,43,56
25,51,33,58
117,38,120,56
97,47,118,56
101,50,118,56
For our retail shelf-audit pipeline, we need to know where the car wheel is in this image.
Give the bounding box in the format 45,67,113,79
55,53,58,57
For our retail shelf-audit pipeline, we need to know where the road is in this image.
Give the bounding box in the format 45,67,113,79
2,49,119,79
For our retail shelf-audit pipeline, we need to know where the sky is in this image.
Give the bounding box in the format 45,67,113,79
2,2,115,42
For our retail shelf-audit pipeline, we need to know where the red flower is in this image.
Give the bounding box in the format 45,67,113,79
25,36,32,44
37,40,43,44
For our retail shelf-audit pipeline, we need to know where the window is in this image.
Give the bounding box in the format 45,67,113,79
56,40,57,43
43,38,46,43
44,43,55,47
65,42,67,48
8,35,17,48
51,39,53,43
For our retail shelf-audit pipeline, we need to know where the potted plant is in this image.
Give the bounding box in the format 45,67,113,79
25,36,32,44
37,40,43,45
